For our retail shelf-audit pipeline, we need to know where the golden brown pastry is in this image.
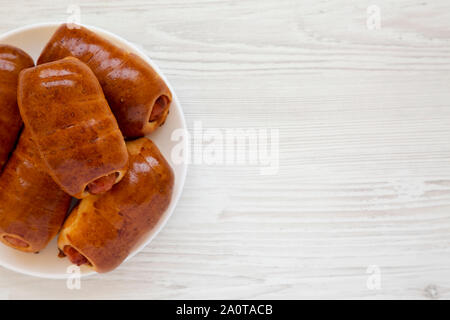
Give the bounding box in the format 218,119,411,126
17,57,128,199
0,131,72,253
38,23,172,138
58,138,174,273
0,45,34,172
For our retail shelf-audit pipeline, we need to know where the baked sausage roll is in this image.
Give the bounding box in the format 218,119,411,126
58,138,174,273
38,24,172,138
0,45,34,172
18,57,129,199
0,131,72,253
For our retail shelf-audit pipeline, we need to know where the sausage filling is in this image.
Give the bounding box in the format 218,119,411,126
86,172,118,195
149,95,170,122
3,235,29,248
63,245,91,266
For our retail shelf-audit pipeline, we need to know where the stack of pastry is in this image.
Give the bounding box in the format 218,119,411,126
0,24,174,273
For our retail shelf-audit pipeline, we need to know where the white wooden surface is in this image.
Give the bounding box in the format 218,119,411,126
1,0,450,299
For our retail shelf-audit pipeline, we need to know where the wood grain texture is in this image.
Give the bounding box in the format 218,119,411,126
1,0,450,299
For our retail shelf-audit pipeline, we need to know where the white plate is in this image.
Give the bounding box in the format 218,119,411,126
0,23,188,278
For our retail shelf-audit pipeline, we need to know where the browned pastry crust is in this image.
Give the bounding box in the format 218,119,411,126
58,138,174,273
0,131,72,252
38,23,172,138
17,57,129,199
0,45,34,172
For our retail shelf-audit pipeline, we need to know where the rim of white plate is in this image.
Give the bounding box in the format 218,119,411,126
0,22,188,279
